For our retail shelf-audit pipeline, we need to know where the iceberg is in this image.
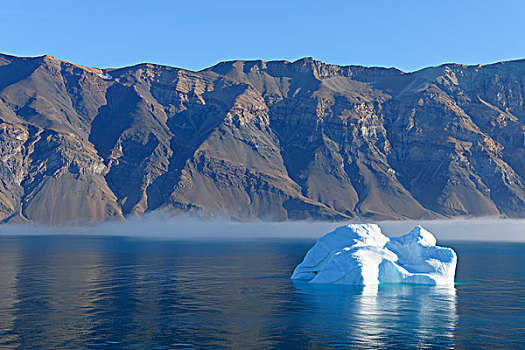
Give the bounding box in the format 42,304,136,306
291,224,457,286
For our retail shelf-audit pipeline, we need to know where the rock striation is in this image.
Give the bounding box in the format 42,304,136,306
0,53,524,224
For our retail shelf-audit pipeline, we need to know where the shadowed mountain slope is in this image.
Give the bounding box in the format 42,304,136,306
0,54,523,224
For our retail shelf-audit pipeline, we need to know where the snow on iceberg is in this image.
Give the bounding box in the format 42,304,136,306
291,224,457,286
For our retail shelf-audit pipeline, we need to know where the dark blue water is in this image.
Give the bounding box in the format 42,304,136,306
0,236,524,349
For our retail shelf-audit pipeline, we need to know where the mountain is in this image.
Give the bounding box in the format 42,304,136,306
0,53,523,224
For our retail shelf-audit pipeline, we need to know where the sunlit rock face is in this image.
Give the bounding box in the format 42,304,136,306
1,53,524,224
291,224,457,285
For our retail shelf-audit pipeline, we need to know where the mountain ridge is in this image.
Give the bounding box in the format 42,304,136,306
0,53,523,224
10,52,525,75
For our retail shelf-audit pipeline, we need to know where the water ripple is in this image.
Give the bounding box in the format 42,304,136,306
0,238,523,349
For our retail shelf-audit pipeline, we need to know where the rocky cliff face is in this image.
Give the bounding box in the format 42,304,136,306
0,53,523,224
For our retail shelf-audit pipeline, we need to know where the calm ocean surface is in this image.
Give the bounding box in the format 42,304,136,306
0,236,524,349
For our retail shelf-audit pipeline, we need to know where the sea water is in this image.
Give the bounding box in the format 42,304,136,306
0,236,524,349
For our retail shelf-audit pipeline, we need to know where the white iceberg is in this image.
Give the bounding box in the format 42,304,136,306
291,224,457,286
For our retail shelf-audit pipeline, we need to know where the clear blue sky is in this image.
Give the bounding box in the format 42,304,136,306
1,0,524,72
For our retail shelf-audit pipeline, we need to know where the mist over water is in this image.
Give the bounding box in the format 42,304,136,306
0,213,523,242
378,218,525,242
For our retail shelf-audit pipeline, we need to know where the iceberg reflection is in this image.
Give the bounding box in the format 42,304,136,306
292,282,457,348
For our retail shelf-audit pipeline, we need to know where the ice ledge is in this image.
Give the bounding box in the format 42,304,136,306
291,224,457,286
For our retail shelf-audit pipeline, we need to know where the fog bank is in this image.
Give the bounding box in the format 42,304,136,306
0,214,523,242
